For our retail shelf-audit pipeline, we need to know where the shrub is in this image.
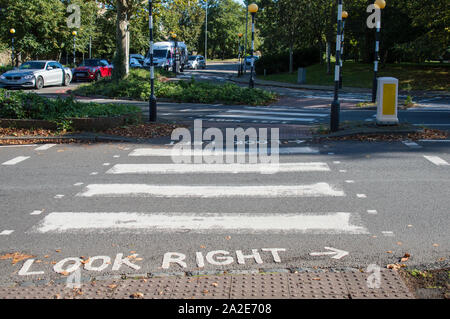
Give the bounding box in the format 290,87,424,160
255,47,320,75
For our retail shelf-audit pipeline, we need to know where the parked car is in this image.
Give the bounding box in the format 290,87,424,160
130,54,145,66
0,60,72,90
130,57,143,68
244,55,260,66
144,41,188,71
72,59,112,82
187,55,206,69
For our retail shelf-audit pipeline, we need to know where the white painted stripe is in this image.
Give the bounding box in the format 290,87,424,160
205,114,316,122
225,110,328,117
73,182,84,186
54,195,64,199
30,210,43,215
34,144,56,151
367,210,377,215
129,147,319,157
402,141,421,148
0,230,14,235
423,155,449,166
33,212,368,234
77,183,345,198
382,231,394,237
1,156,30,165
356,194,367,198
345,180,354,183
107,162,331,175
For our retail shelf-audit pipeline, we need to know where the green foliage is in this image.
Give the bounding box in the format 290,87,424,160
0,89,141,129
255,47,320,75
74,69,276,105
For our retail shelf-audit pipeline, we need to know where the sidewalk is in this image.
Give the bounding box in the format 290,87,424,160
0,270,414,299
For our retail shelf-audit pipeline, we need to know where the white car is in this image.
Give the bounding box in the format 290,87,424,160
0,60,72,90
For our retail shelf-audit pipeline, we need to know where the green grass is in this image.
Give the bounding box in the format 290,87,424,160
74,69,277,106
257,61,450,91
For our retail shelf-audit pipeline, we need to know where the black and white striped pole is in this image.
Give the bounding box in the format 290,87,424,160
339,11,348,89
248,3,258,89
330,0,343,132
149,0,157,122
372,0,385,103
72,31,77,66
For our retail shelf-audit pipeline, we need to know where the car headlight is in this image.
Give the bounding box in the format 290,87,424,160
24,75,34,79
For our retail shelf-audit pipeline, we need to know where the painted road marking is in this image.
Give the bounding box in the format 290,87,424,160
54,195,65,199
356,194,367,198
225,109,329,117
30,210,43,215
339,169,347,173
309,247,349,260
128,147,319,156
34,144,56,151
0,230,14,235
402,141,421,148
73,183,84,186
90,172,98,175
205,114,316,123
423,155,449,166
345,180,355,183
1,156,30,165
107,162,331,174
382,231,395,237
32,212,367,234
76,183,345,198
367,210,378,215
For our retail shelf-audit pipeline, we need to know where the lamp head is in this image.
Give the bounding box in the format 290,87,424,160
374,0,386,9
72,31,77,36
342,11,348,19
238,33,243,38
10,28,15,34
248,3,258,13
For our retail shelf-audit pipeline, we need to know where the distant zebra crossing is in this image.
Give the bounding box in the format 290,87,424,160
188,106,330,124
31,145,369,236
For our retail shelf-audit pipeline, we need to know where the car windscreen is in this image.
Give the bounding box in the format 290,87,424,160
188,56,197,61
153,50,168,58
19,62,46,70
80,60,101,67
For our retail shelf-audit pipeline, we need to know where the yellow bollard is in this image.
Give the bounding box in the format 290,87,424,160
376,77,399,124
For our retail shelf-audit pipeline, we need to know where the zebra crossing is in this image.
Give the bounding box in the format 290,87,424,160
189,106,330,125
30,145,369,236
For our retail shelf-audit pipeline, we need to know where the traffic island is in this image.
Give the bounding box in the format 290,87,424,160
312,121,448,142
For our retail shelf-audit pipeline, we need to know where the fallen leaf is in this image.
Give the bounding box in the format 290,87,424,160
130,251,136,254
225,236,231,240
400,257,409,262
130,292,144,299
200,245,206,249
396,242,403,246
203,289,209,294
312,278,321,281
0,252,35,265
60,271,69,276
107,284,117,289
55,249,61,253
44,255,50,258
211,282,219,287
433,243,439,247
386,251,393,254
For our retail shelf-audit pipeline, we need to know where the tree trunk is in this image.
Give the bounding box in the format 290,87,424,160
113,0,128,81
326,41,331,75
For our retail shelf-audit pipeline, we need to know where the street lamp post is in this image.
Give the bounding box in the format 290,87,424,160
9,28,15,67
237,33,243,76
244,0,249,74
149,0,157,122
330,0,343,132
72,30,77,66
171,33,177,74
339,11,348,89
372,0,386,102
248,3,258,89
204,0,208,66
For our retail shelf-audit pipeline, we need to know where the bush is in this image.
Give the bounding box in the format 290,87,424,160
0,89,141,129
74,69,277,106
255,47,320,75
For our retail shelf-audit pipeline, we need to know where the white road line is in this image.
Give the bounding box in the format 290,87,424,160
356,194,367,198
382,231,395,237
90,172,98,175
74,183,84,186
402,141,421,148
107,162,331,174
367,210,378,215
77,183,345,198
30,210,43,215
205,114,316,122
128,147,319,156
0,230,14,235
423,155,449,166
1,156,30,166
225,109,329,117
339,169,347,173
34,144,56,151
345,180,355,183
33,212,368,234
54,195,65,199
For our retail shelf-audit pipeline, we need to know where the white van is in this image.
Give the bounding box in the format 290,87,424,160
144,41,188,71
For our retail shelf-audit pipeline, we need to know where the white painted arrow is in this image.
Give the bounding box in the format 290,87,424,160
309,247,349,260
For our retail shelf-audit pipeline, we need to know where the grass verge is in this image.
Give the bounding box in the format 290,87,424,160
74,69,277,106
258,61,450,91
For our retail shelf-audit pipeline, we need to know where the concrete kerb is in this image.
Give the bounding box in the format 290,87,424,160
313,126,424,139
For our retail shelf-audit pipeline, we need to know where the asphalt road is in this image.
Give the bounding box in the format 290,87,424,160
0,140,449,285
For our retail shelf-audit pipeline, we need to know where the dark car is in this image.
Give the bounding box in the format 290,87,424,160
72,59,112,82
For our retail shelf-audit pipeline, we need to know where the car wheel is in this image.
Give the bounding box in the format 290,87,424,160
63,74,71,86
35,76,44,90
